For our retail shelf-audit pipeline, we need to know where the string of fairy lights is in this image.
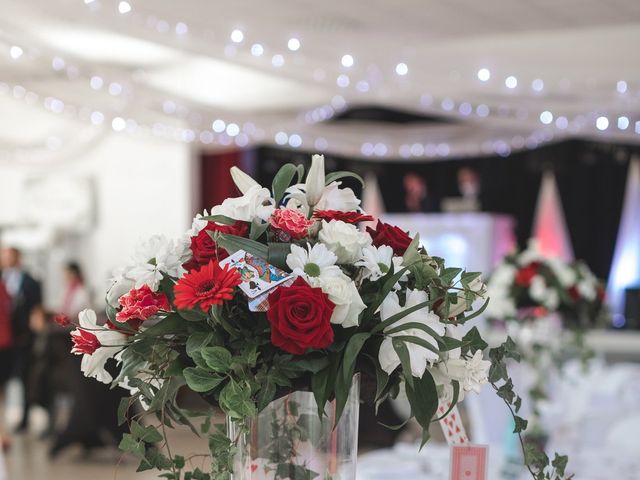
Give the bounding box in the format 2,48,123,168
1,0,639,162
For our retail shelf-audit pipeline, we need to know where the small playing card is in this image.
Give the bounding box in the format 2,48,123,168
220,250,293,298
248,277,295,312
450,445,488,480
438,402,469,445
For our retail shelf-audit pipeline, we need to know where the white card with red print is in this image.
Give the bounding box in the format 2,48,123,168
220,250,293,299
438,402,469,445
248,277,296,312
450,444,489,480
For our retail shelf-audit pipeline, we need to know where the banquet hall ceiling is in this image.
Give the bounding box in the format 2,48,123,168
1,0,640,161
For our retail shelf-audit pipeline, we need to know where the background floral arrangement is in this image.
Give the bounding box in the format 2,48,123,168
66,156,571,480
485,240,607,328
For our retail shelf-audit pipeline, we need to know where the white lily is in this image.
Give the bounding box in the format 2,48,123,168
230,166,260,194
306,154,326,207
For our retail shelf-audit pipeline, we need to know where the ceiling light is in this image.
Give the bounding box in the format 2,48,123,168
336,74,350,88
112,117,126,131
287,38,301,51
118,1,131,14
9,46,23,59
90,111,104,125
476,104,489,117
271,54,284,67
616,80,628,94
275,132,288,145
596,116,609,130
226,123,240,137
51,57,65,71
618,116,629,130
477,68,490,81
395,63,408,76
175,22,188,35
341,54,354,68
212,119,226,132
531,79,544,92
555,116,568,129
505,76,518,89
230,29,244,43
288,134,302,147
251,44,264,57
539,111,553,124
89,76,103,89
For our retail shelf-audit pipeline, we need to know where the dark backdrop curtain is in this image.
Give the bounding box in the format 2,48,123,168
251,141,636,280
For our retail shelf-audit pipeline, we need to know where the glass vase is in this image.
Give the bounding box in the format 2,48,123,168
227,375,360,480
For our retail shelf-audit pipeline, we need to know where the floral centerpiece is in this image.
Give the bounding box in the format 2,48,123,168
68,156,571,480
485,240,607,438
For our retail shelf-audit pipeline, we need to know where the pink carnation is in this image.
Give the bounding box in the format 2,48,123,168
269,208,315,240
116,284,170,329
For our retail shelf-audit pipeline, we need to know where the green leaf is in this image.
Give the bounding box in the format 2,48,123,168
433,381,460,422
267,242,291,271
249,219,269,241
214,233,268,260
440,267,463,285
552,453,568,476
219,379,256,419
119,433,145,458
324,170,365,187
296,163,305,183
383,321,445,343
140,313,185,337
183,367,225,393
392,338,414,389
406,369,439,433
340,332,370,386
514,415,528,433
201,346,232,372
117,397,131,426
454,297,490,324
256,374,276,411
186,332,214,357
275,463,319,480
372,298,436,334
392,335,440,356
272,163,298,203
461,326,489,354
137,447,173,472
177,308,207,322
199,214,236,225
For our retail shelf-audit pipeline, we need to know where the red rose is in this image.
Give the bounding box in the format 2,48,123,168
269,208,315,241
117,284,170,329
53,314,71,327
266,277,335,355
186,221,249,270
515,262,541,288
366,221,413,256
314,210,374,224
567,286,580,301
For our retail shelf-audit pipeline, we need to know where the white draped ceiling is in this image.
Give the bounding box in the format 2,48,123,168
1,0,640,162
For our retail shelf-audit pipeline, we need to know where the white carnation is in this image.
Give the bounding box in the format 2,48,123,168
318,220,371,264
318,272,366,328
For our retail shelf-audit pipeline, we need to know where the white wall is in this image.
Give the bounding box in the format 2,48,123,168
0,132,194,309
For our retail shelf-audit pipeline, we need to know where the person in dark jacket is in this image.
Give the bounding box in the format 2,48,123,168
0,247,42,432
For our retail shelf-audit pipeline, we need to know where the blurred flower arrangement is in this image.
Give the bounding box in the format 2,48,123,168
485,240,608,437
68,156,570,480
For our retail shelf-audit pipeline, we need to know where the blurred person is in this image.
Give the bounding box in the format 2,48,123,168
403,172,439,212
30,262,91,437
0,247,42,433
457,166,482,204
0,282,12,449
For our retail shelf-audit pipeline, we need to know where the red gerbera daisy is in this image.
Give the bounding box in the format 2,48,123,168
174,259,241,312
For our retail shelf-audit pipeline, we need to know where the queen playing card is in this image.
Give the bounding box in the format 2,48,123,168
220,250,293,298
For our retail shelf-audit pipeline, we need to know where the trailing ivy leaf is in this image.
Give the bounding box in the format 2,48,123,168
117,397,131,426
552,453,569,476
513,415,528,433
219,379,256,419
256,373,277,411
440,267,463,285
183,367,225,393
201,346,232,372
119,433,145,458
324,170,364,187
461,326,488,354
438,336,465,352
272,163,298,203
503,336,521,362
131,420,163,443
137,447,172,472
275,463,319,480
496,378,516,404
